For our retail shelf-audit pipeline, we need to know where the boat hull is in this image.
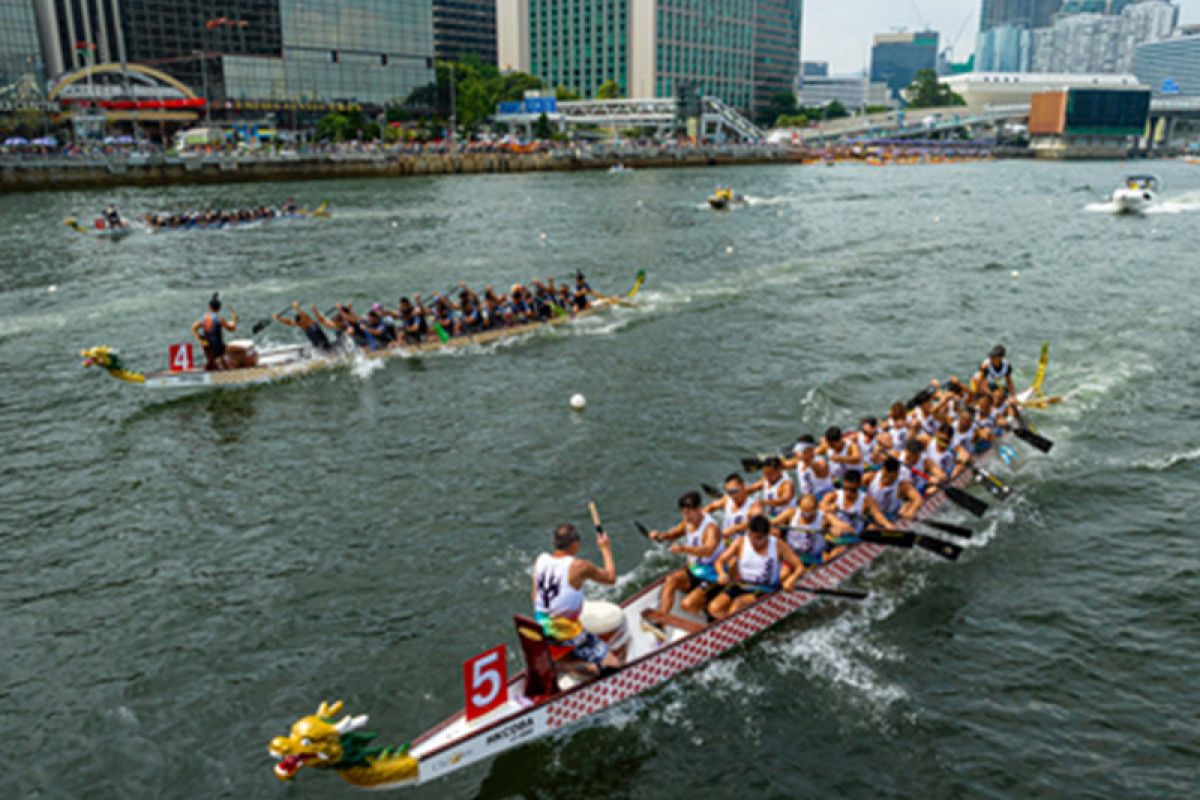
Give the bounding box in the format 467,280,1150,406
1111,188,1155,215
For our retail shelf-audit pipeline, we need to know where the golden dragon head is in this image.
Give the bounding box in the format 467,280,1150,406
268,700,419,788
80,346,145,383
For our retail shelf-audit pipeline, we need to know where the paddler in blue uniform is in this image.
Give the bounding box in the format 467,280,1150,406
190,292,238,371
531,523,622,678
395,297,427,343
647,491,725,620
272,302,335,353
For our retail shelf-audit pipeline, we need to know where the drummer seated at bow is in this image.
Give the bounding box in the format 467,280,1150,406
648,492,725,621
819,469,892,543
707,515,805,621
532,523,622,679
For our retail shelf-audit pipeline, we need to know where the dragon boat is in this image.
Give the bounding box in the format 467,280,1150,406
267,348,1056,791
145,203,330,233
81,271,645,392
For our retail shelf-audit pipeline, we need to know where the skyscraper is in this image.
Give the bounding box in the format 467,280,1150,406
980,0,1062,31
870,30,939,99
433,0,497,65
499,0,801,117
0,0,43,97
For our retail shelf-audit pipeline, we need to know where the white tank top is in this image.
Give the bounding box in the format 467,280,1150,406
828,440,860,480
868,473,904,517
858,432,877,464
761,474,797,511
888,421,909,454
925,441,956,477
952,423,976,454
686,514,724,567
533,553,583,620
797,461,834,498
983,359,1011,383
833,489,867,532
786,510,825,552
722,496,752,535
915,408,938,435
737,536,781,587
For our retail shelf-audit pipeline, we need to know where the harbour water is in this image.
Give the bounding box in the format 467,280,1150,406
1,161,1198,798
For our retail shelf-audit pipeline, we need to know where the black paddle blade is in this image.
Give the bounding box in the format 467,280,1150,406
1014,427,1054,453
701,483,723,499
859,529,916,549
914,535,963,561
634,521,651,539
740,457,764,472
251,319,270,335
944,485,988,518
921,520,974,539
794,586,869,601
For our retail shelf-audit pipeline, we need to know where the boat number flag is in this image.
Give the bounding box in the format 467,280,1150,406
464,644,508,722
169,343,193,372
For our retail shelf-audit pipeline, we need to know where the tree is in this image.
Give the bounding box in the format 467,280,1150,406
533,112,553,140
315,111,367,142
596,79,622,100
904,69,966,109
555,85,580,101
759,90,799,126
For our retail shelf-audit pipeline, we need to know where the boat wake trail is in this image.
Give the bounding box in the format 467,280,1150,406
350,352,384,380
1130,446,1200,472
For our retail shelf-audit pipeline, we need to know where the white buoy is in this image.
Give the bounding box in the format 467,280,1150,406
1011,270,1020,280
725,245,734,254
47,284,57,293
933,216,940,223
570,393,587,411
390,221,398,228
539,232,548,241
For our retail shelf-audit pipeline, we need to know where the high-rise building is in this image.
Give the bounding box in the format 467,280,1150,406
800,61,829,78
980,0,1061,31
869,30,938,99
976,24,1033,72
0,0,44,98
1030,0,1177,73
499,0,801,117
1134,33,1200,95
433,0,497,65
34,0,434,107
796,75,892,109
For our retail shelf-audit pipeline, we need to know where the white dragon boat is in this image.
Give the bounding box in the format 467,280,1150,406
81,272,645,392
266,349,1056,791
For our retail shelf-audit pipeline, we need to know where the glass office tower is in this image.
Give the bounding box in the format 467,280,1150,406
434,0,498,64
0,0,43,96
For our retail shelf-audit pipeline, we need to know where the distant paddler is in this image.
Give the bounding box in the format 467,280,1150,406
708,515,806,620
647,491,725,618
272,302,335,353
190,292,238,371
532,522,622,678
748,456,797,515
973,344,1016,397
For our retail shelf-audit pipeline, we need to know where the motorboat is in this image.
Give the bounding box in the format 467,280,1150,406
1111,175,1159,215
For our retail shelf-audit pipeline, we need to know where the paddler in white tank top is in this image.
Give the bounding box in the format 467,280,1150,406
924,422,968,482
856,416,886,472
649,491,725,618
532,522,621,676
884,402,912,456
866,457,923,520
782,435,834,501
748,456,797,514
704,473,757,539
770,494,831,567
972,344,1016,397
708,515,805,621
818,426,862,482
819,469,892,540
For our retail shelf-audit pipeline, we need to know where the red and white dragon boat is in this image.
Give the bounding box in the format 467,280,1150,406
267,350,1055,790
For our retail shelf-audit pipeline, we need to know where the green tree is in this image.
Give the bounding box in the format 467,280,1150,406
315,112,363,142
904,69,966,109
595,79,622,100
555,85,580,101
774,113,809,128
759,90,799,126
533,112,553,140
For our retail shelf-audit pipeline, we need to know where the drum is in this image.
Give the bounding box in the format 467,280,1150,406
225,340,259,369
580,601,629,661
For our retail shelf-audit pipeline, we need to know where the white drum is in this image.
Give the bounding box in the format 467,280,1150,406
580,601,629,659
225,339,259,368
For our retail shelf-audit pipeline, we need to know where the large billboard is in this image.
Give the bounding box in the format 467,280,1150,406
1064,89,1151,137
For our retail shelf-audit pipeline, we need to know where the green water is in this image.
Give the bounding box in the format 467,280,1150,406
1,161,1198,798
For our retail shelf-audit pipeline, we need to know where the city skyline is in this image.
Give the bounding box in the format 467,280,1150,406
804,0,1200,74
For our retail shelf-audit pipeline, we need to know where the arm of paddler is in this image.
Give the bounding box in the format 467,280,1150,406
650,521,686,542
222,311,238,331
714,540,740,585
779,541,805,591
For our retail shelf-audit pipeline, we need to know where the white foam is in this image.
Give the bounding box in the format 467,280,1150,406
1130,446,1200,472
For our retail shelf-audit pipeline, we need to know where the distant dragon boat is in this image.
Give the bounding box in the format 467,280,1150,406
80,271,645,392
64,203,329,239
265,349,1056,791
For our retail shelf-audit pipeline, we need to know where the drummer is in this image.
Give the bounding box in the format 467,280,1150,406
190,292,238,371
532,523,622,678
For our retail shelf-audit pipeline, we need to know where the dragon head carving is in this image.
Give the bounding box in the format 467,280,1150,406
80,346,145,383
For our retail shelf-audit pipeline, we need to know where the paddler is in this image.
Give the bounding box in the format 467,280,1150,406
102,204,123,228
924,423,969,482
273,302,335,353
817,426,862,484
865,457,923,520
395,297,427,343
704,473,757,539
784,435,835,501
648,491,725,617
819,469,893,539
532,523,622,677
282,197,298,214
707,515,805,620
190,292,238,371
748,456,797,515
771,495,830,566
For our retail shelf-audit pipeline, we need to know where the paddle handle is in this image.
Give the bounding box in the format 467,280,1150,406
588,501,603,533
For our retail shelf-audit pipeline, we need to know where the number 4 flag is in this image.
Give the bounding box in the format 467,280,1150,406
168,343,193,372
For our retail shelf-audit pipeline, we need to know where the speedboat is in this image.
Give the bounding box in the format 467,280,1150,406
1111,175,1160,215
708,188,745,210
